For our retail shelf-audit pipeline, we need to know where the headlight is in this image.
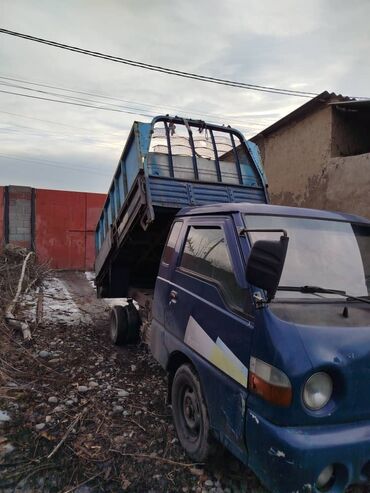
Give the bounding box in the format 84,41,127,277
303,372,333,410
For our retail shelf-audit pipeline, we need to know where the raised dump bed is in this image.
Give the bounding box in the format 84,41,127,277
95,115,269,297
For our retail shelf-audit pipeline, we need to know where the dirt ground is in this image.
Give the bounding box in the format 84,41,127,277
0,271,265,493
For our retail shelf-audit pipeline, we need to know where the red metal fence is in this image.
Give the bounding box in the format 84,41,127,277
1,186,105,270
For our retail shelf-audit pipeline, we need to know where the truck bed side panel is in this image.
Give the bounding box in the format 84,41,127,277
149,177,266,207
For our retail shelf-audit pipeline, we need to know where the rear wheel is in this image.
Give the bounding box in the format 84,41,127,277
171,364,213,461
110,302,141,345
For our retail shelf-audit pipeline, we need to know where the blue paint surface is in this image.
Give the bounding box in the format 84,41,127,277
150,206,370,493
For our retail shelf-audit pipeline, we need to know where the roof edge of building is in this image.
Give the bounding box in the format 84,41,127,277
250,91,352,142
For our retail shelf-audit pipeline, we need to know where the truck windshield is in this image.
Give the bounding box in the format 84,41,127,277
245,215,370,300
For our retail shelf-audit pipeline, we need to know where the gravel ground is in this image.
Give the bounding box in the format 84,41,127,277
0,271,265,493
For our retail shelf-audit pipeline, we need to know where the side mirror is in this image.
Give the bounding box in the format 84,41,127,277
246,234,289,302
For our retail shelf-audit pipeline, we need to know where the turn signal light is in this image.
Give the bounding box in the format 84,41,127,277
249,357,292,407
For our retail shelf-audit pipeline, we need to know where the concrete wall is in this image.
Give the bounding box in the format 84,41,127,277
8,186,33,249
323,153,370,219
254,105,333,209
255,105,370,219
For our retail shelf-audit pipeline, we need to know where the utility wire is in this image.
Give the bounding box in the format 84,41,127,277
0,28,318,98
0,80,156,113
0,109,102,132
0,75,273,127
0,88,270,132
0,76,271,128
0,121,120,147
0,153,112,176
2,79,256,126
0,88,153,118
0,109,128,136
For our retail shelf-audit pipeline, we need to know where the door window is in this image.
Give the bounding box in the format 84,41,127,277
180,226,245,311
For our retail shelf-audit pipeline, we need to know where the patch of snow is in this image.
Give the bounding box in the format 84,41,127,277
84,272,138,309
103,298,129,308
19,276,93,327
42,276,93,326
0,410,11,422
104,298,140,311
1,442,15,456
84,271,95,282
19,290,38,323
84,271,95,289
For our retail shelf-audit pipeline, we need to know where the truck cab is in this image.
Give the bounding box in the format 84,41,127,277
150,202,370,493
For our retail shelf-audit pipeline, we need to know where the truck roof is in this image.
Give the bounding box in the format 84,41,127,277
177,202,370,224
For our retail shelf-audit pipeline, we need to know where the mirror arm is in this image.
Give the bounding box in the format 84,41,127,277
253,291,267,308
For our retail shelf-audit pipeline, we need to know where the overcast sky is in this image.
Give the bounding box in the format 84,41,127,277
0,0,369,193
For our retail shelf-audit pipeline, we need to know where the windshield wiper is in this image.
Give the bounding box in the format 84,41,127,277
277,285,370,305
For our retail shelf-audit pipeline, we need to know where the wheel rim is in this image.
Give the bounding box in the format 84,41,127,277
181,385,201,442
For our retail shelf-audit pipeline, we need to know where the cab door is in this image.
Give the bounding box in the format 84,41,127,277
164,215,255,458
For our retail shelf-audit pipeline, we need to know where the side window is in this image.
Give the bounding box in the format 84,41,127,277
180,226,245,311
162,221,182,264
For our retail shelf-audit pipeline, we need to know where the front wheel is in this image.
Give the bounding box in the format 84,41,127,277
171,364,213,462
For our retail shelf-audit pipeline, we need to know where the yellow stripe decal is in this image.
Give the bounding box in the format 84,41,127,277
184,316,248,387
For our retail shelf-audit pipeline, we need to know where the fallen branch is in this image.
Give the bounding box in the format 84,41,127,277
36,287,44,325
15,463,58,489
110,450,202,468
126,418,146,432
62,473,100,493
5,251,34,340
0,322,66,377
47,410,86,460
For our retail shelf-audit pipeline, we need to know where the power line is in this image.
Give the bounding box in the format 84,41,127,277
0,109,102,132
0,87,271,132
0,75,272,129
0,74,273,127
0,153,112,176
0,121,120,147
0,109,127,136
0,28,318,98
0,80,157,115
0,88,153,118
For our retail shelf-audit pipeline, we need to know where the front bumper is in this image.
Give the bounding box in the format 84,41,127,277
246,410,370,493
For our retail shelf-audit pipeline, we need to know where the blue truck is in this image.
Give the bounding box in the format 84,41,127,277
95,115,370,493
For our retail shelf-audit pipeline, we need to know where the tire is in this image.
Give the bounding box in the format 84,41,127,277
171,364,213,462
110,303,141,345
